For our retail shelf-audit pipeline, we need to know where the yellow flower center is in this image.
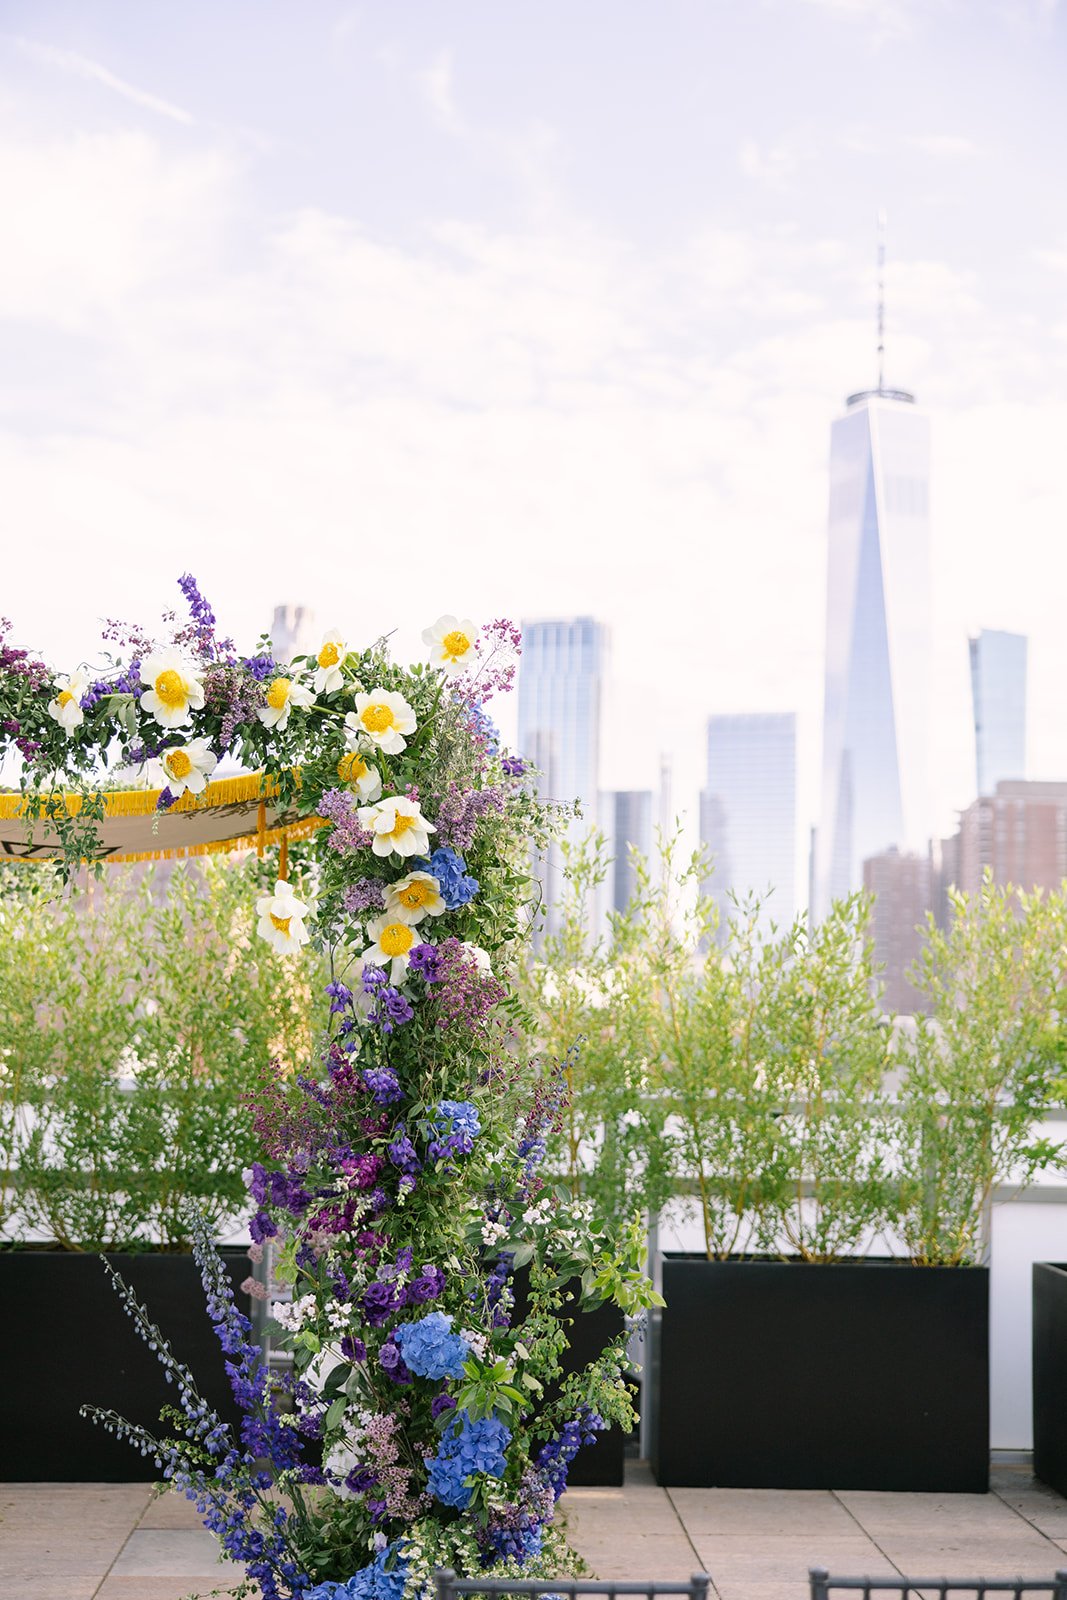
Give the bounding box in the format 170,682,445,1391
318,642,342,668
165,749,193,779
267,677,291,711
361,701,396,733
379,922,414,958
397,881,431,909
442,629,471,659
389,812,417,838
270,913,292,935
337,752,368,784
154,669,187,709
56,690,74,708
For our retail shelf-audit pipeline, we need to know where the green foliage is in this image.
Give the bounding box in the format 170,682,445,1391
0,856,328,1250
894,875,1067,1264
525,839,1067,1267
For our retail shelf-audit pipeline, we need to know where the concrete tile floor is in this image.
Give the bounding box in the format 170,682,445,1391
2,1464,1067,1600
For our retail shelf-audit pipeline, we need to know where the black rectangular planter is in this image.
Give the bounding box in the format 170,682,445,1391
0,1248,251,1481
1033,1262,1067,1497
652,1254,989,1492
510,1270,628,1487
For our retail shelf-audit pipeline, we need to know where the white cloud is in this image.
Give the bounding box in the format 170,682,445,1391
415,48,461,132
12,37,194,124
739,138,806,184
0,101,1065,866
0,128,233,329
794,0,920,42
910,133,978,158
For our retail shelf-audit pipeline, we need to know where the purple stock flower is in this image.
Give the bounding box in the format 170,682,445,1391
362,1067,402,1106
431,1392,457,1420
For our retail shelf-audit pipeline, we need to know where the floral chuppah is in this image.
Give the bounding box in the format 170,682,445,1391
0,582,659,1600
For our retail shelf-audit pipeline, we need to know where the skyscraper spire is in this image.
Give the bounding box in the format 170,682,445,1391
877,208,886,393
846,210,914,408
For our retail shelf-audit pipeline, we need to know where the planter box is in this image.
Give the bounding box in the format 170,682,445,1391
510,1270,629,1487
0,1248,251,1481
1033,1262,1067,1497
652,1254,989,1491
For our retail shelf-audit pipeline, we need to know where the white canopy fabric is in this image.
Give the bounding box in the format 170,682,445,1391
0,772,323,865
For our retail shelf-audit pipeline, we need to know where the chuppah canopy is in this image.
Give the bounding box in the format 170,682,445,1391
0,771,323,865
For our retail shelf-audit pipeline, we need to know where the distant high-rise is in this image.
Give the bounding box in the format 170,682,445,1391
605,790,653,916
969,629,1027,797
271,603,317,664
814,245,932,917
862,846,933,1015
517,618,607,936
700,712,796,939
950,780,1067,897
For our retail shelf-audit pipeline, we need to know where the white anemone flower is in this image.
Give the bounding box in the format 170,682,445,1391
385,870,446,925
335,739,383,802
256,879,311,954
363,913,423,984
422,614,478,676
357,794,435,859
258,675,314,730
47,670,89,735
351,688,416,754
154,737,217,798
461,941,493,975
313,630,347,695
139,649,205,730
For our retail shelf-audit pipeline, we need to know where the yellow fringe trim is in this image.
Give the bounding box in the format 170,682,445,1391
107,816,324,865
0,769,299,822
5,815,325,867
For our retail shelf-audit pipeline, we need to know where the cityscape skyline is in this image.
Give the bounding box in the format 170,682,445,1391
3,4,1066,869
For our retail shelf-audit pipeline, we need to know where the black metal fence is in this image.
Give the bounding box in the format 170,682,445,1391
810,1569,1067,1600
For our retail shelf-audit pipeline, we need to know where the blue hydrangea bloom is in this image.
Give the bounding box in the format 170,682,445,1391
434,1100,481,1145
413,846,479,910
394,1311,470,1380
305,1543,408,1600
425,1410,512,1509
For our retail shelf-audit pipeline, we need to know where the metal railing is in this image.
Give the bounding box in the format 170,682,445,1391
435,1573,711,1600
810,1568,1067,1600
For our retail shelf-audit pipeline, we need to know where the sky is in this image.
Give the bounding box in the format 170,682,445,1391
2,0,1066,882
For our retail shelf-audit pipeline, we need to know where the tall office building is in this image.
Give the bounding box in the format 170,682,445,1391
814,379,932,917
700,712,796,940
969,629,1027,797
517,617,607,937
604,789,653,916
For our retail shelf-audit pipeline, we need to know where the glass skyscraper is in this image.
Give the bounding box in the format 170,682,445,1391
516,617,607,937
700,712,796,939
969,628,1027,797
814,388,932,919
604,789,653,916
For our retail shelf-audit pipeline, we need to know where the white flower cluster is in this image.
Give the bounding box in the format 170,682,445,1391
271,1293,317,1333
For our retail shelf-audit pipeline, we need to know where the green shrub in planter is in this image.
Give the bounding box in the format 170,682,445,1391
894,875,1067,1266
0,854,329,1250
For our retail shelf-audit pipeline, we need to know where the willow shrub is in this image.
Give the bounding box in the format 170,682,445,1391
894,876,1067,1265
0,856,328,1250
